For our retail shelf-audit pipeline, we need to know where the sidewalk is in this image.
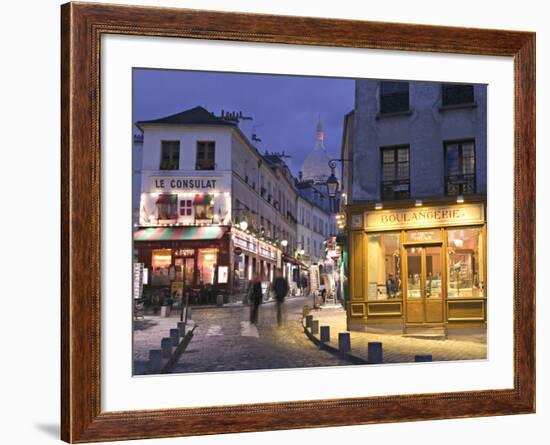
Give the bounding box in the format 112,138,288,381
133,314,196,374
307,306,487,363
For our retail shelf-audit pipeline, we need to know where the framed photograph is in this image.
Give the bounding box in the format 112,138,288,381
61,2,535,442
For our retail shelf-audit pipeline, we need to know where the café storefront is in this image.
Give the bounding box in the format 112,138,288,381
346,198,487,334
134,225,231,305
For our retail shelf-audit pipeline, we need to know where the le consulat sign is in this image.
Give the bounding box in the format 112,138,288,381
150,176,222,192
365,203,484,231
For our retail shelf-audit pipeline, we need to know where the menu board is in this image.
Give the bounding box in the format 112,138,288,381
133,263,144,299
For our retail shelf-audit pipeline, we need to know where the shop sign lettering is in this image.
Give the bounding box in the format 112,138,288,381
150,176,221,191
365,204,484,231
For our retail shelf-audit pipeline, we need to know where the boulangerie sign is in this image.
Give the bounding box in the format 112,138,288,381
365,203,485,231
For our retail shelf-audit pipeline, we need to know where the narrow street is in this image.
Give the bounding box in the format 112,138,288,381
170,296,348,373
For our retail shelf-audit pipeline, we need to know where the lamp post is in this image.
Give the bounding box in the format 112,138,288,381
327,171,339,199
327,159,352,192
326,158,351,211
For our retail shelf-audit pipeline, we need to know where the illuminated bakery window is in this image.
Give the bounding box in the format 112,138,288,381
197,248,218,285
447,227,485,298
367,233,402,300
406,229,441,242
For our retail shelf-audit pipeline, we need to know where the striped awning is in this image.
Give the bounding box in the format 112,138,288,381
133,226,226,242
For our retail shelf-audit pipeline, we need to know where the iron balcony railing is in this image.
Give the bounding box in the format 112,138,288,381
381,179,410,200
445,173,476,195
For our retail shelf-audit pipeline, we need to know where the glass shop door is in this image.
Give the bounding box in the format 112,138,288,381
405,245,444,324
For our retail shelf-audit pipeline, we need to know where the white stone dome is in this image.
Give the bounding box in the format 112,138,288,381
301,119,339,183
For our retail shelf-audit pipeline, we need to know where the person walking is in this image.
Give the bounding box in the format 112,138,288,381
249,273,262,325
272,271,289,327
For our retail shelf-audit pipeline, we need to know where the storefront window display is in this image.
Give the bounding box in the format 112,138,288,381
197,248,218,285
151,249,172,286
447,227,484,298
367,232,402,300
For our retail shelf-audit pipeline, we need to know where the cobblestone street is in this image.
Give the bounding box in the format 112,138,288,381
133,295,487,375
170,296,348,373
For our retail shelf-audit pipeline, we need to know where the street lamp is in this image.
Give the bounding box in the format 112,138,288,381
239,220,248,231
281,239,288,248
327,171,339,198
326,158,352,202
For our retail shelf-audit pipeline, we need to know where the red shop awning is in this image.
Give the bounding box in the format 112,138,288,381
193,194,214,205
156,194,177,204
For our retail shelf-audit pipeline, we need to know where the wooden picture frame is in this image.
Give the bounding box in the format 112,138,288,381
61,2,535,442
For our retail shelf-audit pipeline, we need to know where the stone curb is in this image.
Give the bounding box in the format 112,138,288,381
160,325,198,374
302,319,368,365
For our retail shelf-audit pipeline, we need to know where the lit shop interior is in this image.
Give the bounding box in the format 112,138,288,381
134,225,232,307
347,204,486,332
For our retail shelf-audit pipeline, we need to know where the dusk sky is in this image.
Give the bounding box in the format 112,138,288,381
133,69,355,175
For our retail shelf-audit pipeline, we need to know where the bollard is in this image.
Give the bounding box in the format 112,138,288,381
186,306,192,320
311,320,319,335
320,326,330,343
305,315,313,328
161,337,172,359
170,328,180,346
148,349,162,373
160,305,171,317
216,294,224,306
367,342,383,364
338,332,351,353
415,354,433,362
177,321,186,337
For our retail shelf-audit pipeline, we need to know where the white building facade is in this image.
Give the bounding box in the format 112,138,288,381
134,106,306,304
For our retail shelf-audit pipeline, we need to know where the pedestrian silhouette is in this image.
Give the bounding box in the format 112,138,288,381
272,271,289,327
249,273,262,325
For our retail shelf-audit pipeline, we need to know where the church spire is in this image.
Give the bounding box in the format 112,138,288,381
316,115,324,145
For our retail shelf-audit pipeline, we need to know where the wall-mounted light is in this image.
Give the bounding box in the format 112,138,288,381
239,220,248,231
375,203,383,210
415,199,423,207
457,195,465,204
